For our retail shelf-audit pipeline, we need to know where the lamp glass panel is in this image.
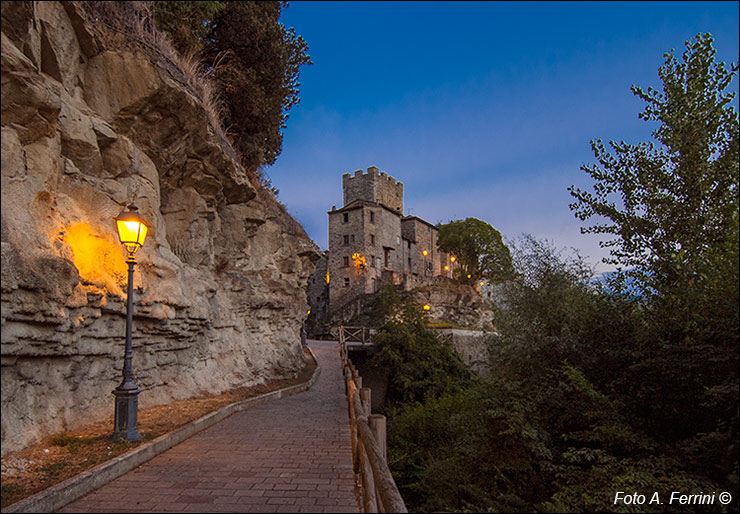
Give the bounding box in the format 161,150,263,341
117,219,147,247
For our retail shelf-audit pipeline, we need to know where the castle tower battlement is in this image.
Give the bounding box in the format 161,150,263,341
342,165,404,213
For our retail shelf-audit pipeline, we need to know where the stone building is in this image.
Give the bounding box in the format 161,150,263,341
320,166,454,314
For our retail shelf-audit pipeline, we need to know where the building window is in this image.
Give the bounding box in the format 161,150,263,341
384,248,391,268
428,262,433,271
427,242,431,252
370,234,375,246
428,226,431,233
343,256,349,267
408,257,411,267
343,235,349,245
370,211,375,224
343,212,349,223
370,256,375,267
344,278,350,287
407,240,411,249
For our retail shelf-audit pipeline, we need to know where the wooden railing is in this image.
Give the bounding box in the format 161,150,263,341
338,327,407,513
338,325,373,345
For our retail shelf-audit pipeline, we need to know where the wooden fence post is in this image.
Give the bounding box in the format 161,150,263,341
369,414,387,461
359,439,378,513
360,388,372,417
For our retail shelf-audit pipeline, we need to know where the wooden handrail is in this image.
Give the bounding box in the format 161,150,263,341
338,326,407,513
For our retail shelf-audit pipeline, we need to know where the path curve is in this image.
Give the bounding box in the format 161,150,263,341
59,341,360,513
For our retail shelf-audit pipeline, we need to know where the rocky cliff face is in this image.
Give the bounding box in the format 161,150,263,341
1,2,319,455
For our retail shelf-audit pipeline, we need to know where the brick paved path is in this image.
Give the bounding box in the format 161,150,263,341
59,341,360,513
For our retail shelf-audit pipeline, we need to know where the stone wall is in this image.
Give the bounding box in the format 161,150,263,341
328,202,403,312
0,2,319,455
431,327,494,376
342,167,403,214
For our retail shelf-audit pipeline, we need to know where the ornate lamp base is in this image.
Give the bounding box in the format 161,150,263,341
112,386,142,441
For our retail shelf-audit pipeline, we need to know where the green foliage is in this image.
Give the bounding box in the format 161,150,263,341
151,2,224,55
371,285,473,408
151,1,311,172
568,33,739,309
387,234,737,512
388,378,551,513
379,35,738,514
205,1,311,170
437,217,513,284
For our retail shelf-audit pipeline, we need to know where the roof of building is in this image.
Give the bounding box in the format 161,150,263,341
327,199,402,216
401,215,439,230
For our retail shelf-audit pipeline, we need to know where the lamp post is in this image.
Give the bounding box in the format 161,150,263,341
112,203,149,441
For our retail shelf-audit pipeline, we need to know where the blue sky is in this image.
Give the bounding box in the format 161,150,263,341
267,1,739,273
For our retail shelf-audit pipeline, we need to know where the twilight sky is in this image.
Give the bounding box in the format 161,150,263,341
266,1,739,273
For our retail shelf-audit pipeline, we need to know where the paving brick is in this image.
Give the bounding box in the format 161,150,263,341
60,342,361,513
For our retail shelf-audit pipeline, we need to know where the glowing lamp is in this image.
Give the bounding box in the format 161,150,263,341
422,249,428,256
111,202,150,443
467,274,471,279
114,204,149,254
480,281,484,286
450,256,456,262
423,304,431,311
307,309,311,315
444,265,449,271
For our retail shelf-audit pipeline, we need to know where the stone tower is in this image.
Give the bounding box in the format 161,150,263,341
342,166,404,213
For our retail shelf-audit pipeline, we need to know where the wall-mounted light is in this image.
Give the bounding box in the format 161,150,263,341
352,253,366,270
423,304,431,311
422,249,428,256
450,256,456,263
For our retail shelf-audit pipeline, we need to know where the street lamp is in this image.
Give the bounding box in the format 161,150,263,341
112,203,149,441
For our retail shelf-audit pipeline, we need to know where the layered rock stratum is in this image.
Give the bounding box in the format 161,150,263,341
1,1,319,455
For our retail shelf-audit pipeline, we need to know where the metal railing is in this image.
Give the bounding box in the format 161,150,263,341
338,327,407,513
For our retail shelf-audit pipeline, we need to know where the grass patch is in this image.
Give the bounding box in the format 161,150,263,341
1,484,28,509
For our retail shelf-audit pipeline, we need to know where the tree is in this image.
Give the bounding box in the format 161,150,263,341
205,2,312,171
568,34,739,480
436,217,512,283
151,1,312,173
569,34,738,304
151,2,225,56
